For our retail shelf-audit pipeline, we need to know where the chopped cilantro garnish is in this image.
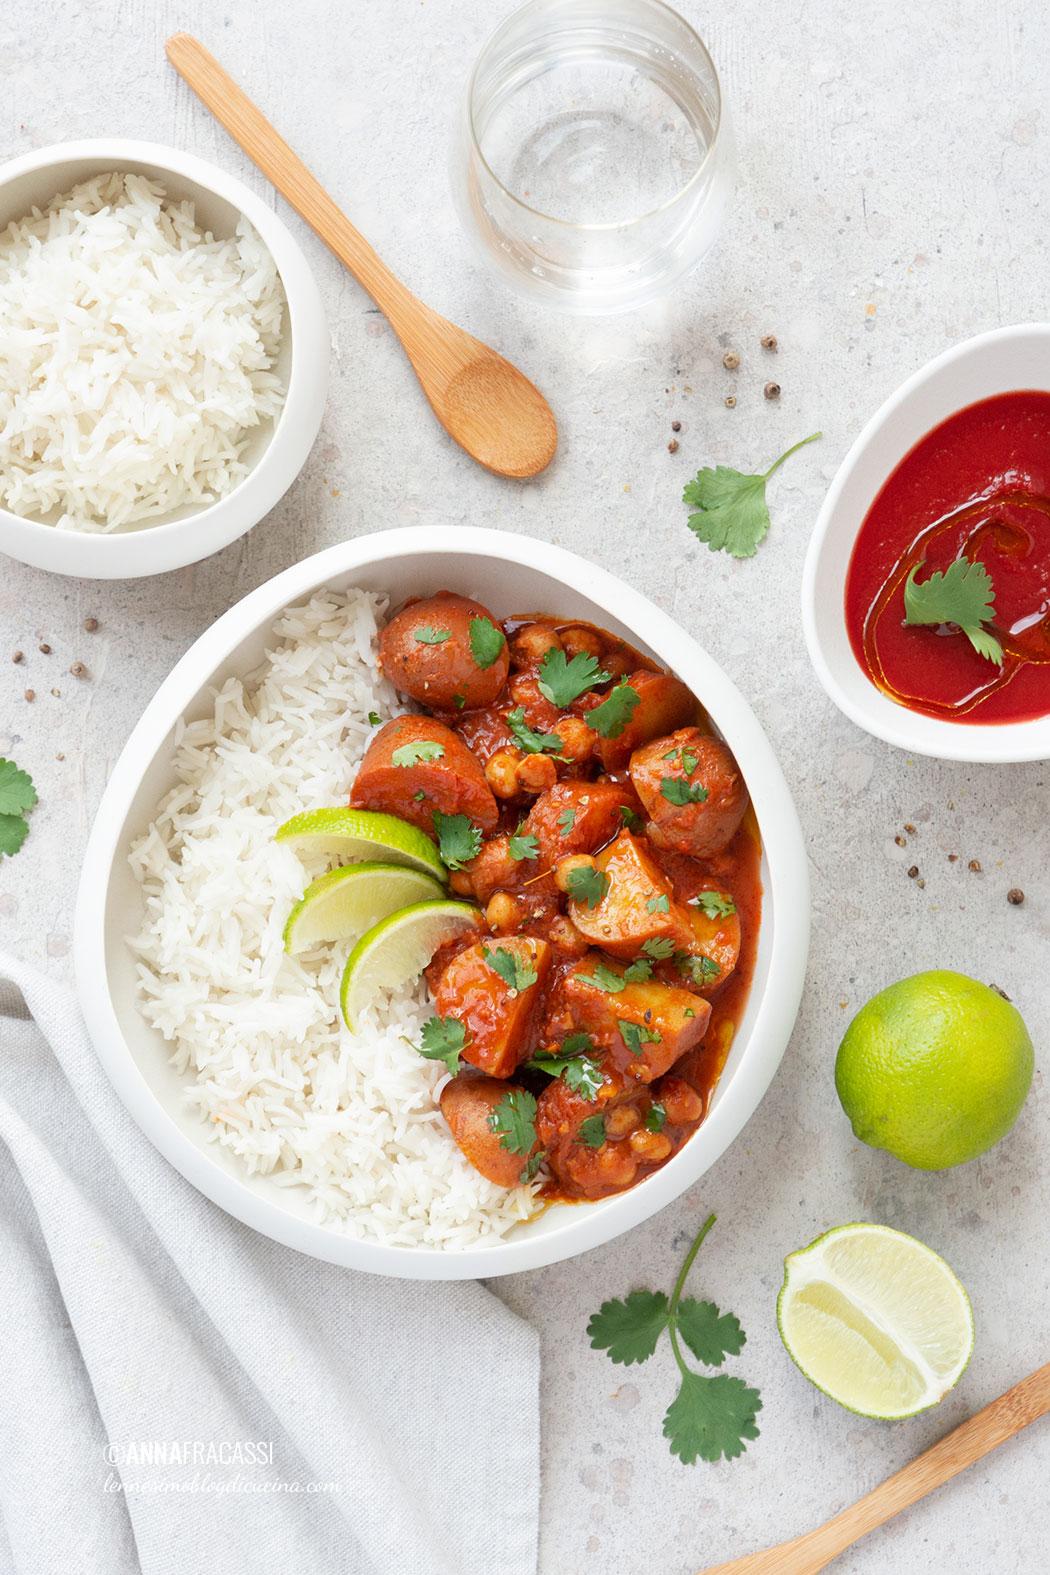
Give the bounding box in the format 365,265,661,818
519,1149,546,1183
587,1214,760,1464
509,830,540,861
537,648,611,707
585,682,640,740
452,693,467,710
619,805,644,832
577,958,651,992
557,803,576,835
647,893,671,915
677,953,720,985
469,616,506,670
696,891,736,920
431,811,482,870
412,1015,469,1077
565,864,610,910
488,1088,538,1156
413,789,426,802
903,558,1003,665
680,748,700,775
367,711,382,726
483,945,538,993
661,776,709,806
391,739,445,768
414,625,452,644
645,1102,667,1133
525,1042,603,1100
576,1114,607,1149
683,433,822,559
619,1019,661,1059
641,937,676,960
506,706,564,755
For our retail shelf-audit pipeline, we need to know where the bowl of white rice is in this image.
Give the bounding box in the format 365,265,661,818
0,140,328,579
74,526,811,1279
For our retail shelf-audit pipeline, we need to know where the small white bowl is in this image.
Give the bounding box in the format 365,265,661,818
0,140,329,579
802,324,1050,762
74,526,810,1279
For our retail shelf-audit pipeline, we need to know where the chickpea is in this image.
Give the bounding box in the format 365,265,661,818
658,1077,704,1125
547,914,590,958
485,746,525,799
604,1104,643,1139
560,625,604,660
592,1144,638,1186
555,716,596,763
510,624,562,667
448,869,474,896
485,892,523,933
629,1128,673,1161
516,753,557,794
554,853,596,895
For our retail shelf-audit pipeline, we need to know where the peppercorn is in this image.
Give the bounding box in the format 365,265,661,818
83,617,99,633
904,822,916,834
917,878,925,889
668,439,679,453
722,351,740,371
948,853,958,863
895,835,906,847
725,396,736,409
764,382,781,400
1007,888,1025,905
12,651,22,663
70,661,87,678
671,420,681,432
761,334,778,351
908,866,919,878
39,642,51,654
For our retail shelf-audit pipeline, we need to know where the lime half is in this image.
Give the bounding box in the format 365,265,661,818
777,1223,973,1419
339,899,480,1031
276,807,446,882
284,862,446,954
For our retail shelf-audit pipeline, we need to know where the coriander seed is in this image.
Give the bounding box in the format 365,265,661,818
83,617,99,632
1007,888,1025,905
12,651,22,663
39,642,51,654
725,395,736,408
895,835,906,847
968,859,981,872
722,351,740,370
24,689,34,702
761,334,778,351
764,382,781,400
70,661,87,678
668,438,679,453
908,865,919,878
904,822,916,834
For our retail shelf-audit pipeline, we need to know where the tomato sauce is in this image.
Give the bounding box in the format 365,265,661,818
844,390,1050,723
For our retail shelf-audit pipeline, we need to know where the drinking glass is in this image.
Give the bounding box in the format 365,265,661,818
450,0,734,315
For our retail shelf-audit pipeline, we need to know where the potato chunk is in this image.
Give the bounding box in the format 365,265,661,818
441,1076,538,1187
432,935,551,1078
562,954,711,1081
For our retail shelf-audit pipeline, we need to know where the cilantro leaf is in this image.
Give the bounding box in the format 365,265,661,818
525,1047,604,1100
414,625,451,644
619,805,644,832
509,831,540,861
453,693,467,710
367,711,382,726
506,706,564,755
483,945,538,993
903,559,1003,665
565,864,610,910
684,432,821,559
0,814,29,858
661,776,709,806
392,740,445,768
623,958,653,983
677,952,720,986
431,811,482,870
587,1290,670,1365
675,1299,747,1367
488,1088,538,1156
576,961,626,993
0,759,36,818
414,1015,469,1077
469,616,506,670
619,1019,660,1059
537,648,611,707
557,803,576,835
642,937,676,960
577,1114,607,1149
696,891,736,920
585,682,640,740
663,1371,762,1464
647,893,670,915
645,1102,667,1133
520,1149,546,1183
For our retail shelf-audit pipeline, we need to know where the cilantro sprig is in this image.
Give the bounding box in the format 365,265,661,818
565,863,610,910
469,616,506,670
684,432,821,559
537,649,611,707
0,757,36,858
487,1087,538,1156
483,944,538,993
412,1016,469,1077
585,682,640,740
431,811,482,870
509,830,540,861
903,558,1003,665
587,1214,760,1464
661,777,709,806
696,891,736,920
391,739,445,768
525,1038,604,1100
576,958,652,992
506,706,564,756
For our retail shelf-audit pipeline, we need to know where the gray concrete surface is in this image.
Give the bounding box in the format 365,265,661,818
3,0,1049,1570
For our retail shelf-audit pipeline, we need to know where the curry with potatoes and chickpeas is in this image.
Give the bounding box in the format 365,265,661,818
348,590,761,1201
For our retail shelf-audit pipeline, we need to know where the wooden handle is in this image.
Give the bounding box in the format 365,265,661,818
165,32,415,326
806,1361,1050,1566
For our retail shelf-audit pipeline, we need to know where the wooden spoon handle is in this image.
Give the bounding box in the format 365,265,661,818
165,33,416,328
804,1361,1050,1568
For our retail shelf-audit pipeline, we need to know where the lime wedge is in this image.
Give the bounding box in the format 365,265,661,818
283,862,446,954
339,899,481,1031
777,1223,974,1419
275,807,446,881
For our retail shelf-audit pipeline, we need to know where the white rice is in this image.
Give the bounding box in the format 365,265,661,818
0,172,286,532
128,588,540,1249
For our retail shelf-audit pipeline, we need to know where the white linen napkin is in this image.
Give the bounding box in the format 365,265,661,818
0,953,539,1575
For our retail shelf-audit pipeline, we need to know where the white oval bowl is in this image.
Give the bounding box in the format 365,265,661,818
74,526,810,1278
0,140,329,580
803,324,1050,762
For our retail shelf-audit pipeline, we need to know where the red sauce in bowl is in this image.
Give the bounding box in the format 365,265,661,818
844,390,1050,723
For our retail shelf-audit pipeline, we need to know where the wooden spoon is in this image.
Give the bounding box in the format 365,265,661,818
697,1360,1050,1575
166,32,557,479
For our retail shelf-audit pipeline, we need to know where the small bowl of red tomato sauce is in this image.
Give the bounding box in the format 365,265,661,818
803,324,1050,761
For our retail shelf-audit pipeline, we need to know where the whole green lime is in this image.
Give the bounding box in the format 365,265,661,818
835,970,1034,1170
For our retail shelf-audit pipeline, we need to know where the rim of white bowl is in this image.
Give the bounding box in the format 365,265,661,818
74,526,811,1279
0,139,329,579
801,322,1050,762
